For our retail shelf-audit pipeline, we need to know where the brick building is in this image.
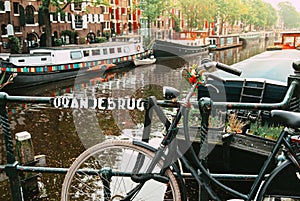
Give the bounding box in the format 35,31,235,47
0,0,141,53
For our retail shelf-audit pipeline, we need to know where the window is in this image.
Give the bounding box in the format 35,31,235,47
92,49,100,56
109,48,115,54
67,13,71,21
103,48,108,55
70,51,82,59
117,47,122,53
124,46,129,53
74,2,82,11
100,6,106,14
61,35,70,45
83,50,89,57
52,13,58,22
75,15,83,29
1,24,7,35
25,6,35,24
13,2,19,14
0,1,4,11
111,9,115,19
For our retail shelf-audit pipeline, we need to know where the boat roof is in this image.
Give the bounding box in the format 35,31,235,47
280,31,300,36
209,34,240,38
29,41,132,51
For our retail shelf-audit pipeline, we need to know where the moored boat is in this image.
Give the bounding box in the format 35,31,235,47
153,31,210,58
0,35,151,90
267,31,300,50
239,32,263,46
209,34,243,50
133,56,156,66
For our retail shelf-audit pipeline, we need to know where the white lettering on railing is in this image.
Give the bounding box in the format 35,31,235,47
53,97,144,111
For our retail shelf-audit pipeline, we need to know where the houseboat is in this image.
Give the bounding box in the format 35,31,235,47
239,32,263,46
267,31,300,50
0,35,151,89
209,34,243,50
153,31,210,58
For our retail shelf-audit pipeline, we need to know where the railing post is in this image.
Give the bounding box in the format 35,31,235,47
288,61,300,111
0,92,23,201
198,97,212,201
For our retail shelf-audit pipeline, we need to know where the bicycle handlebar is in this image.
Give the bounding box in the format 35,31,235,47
157,80,298,111
215,62,242,76
199,61,242,76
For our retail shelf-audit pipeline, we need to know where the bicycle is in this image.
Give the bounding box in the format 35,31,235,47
61,60,300,201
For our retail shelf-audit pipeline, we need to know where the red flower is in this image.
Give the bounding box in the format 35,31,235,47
189,75,197,84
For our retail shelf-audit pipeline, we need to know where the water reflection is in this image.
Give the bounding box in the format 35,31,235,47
210,40,274,65
0,42,271,200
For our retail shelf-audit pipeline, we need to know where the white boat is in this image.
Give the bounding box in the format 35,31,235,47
0,35,151,89
133,56,156,66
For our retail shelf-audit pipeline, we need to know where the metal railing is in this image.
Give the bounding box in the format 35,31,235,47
0,62,299,200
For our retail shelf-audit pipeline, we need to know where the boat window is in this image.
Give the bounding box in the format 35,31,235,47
31,52,51,56
92,49,100,56
103,48,108,55
124,46,129,53
41,58,47,61
83,50,89,57
117,47,122,53
70,51,83,59
18,59,25,62
109,48,115,54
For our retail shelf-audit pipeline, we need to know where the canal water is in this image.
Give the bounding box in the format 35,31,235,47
0,39,273,200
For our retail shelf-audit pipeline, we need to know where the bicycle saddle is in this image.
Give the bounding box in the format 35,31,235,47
271,110,300,129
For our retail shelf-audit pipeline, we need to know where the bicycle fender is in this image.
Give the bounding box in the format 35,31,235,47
133,140,157,152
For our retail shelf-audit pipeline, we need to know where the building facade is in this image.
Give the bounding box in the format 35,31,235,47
0,0,141,53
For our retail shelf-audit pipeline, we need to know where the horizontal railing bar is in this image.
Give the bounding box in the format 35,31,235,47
0,165,268,181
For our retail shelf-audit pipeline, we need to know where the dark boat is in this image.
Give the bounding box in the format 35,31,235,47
153,31,210,58
177,77,300,200
197,78,287,103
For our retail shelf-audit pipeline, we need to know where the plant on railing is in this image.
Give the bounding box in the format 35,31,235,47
226,113,247,134
249,123,283,140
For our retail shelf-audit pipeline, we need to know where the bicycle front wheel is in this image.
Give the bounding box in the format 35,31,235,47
61,140,181,201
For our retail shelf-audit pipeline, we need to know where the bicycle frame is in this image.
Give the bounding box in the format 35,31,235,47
137,79,300,201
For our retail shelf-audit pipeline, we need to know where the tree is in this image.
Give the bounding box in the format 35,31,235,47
8,36,22,54
241,0,277,31
278,1,300,29
176,0,217,31
215,0,244,35
40,0,108,47
137,0,172,37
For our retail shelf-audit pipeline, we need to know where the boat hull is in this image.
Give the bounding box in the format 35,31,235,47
197,78,287,103
178,127,300,200
1,60,135,91
153,39,209,58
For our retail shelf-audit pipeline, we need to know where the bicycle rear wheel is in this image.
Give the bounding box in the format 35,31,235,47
61,140,181,201
259,156,300,201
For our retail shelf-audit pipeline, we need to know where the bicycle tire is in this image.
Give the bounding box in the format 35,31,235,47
61,140,181,201
258,156,300,201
